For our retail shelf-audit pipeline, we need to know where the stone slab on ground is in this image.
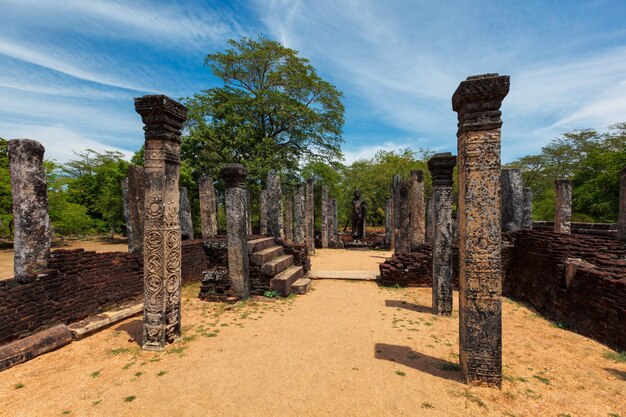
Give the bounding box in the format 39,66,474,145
309,270,379,281
270,265,304,296
67,303,143,340
0,325,72,371
291,277,311,294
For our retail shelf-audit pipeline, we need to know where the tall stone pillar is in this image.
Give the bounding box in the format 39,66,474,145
390,175,400,249
179,186,193,240
134,95,187,351
321,186,330,248
294,183,306,244
385,199,392,249
221,164,250,298
126,166,145,253
410,170,426,246
501,169,523,232
426,196,434,245
8,139,50,278
617,167,626,242
199,175,218,240
331,198,338,244
394,180,411,254
266,171,284,239
246,188,252,236
305,178,315,251
284,195,294,243
522,187,533,230
554,179,572,234
428,153,457,316
259,189,268,235
453,73,509,387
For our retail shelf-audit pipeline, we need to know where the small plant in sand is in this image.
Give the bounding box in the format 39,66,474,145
395,370,406,377
157,370,167,377
421,402,434,409
603,350,626,363
124,395,136,403
90,370,102,378
14,383,24,389
263,290,280,298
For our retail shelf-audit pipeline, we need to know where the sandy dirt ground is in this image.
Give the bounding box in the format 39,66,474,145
1,277,624,417
310,248,393,271
0,237,129,279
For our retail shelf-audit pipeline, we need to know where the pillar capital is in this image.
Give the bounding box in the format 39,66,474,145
411,169,424,182
452,73,510,136
427,153,457,187
134,95,187,142
221,163,248,188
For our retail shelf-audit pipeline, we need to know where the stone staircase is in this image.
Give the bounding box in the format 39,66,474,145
248,237,311,296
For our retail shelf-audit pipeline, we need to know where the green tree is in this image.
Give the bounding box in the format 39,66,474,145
0,139,12,237
182,36,345,188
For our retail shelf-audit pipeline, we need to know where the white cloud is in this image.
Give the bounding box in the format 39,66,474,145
2,124,134,162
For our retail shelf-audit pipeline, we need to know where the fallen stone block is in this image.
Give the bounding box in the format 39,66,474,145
0,325,72,372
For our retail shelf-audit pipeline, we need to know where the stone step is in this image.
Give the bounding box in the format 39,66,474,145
248,237,275,253
270,266,304,296
261,254,294,276
250,245,284,266
290,277,311,295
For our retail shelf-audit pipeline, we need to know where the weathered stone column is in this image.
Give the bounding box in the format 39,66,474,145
259,189,268,235
428,153,457,316
125,166,145,253
221,164,250,298
294,183,306,244
179,186,193,240
501,169,523,232
410,170,426,246
394,180,411,254
453,73,509,387
134,95,187,350
426,196,434,245
522,187,533,230
390,175,400,249
199,175,218,240
8,139,50,278
284,195,294,243
321,186,330,248
246,188,252,236
266,171,284,239
305,178,315,251
385,199,392,249
619,167,626,241
554,179,572,234
331,198,338,244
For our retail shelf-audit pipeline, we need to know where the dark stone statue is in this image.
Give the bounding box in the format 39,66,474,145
351,189,367,240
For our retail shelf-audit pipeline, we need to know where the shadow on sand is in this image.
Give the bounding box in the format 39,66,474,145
374,343,464,383
385,299,432,314
114,318,143,347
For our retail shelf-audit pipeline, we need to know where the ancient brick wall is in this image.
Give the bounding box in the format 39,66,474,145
0,240,208,345
504,230,625,351
378,245,460,288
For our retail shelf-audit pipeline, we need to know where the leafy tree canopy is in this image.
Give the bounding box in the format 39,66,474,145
182,36,345,189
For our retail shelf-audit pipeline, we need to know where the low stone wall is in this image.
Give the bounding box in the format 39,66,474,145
378,230,626,351
532,221,617,238
0,240,208,345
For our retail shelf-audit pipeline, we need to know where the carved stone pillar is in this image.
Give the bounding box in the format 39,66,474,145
394,180,411,254
501,169,523,232
390,174,400,249
554,179,572,234
246,188,252,236
179,186,193,240
305,178,315,251
330,198,338,244
126,166,145,253
284,195,294,243
426,196,434,245
199,175,218,240
522,187,533,230
8,139,50,278
134,95,187,351
617,167,626,241
453,73,509,387
266,171,284,239
428,153,457,316
385,199,392,249
294,183,306,244
321,186,330,248
410,170,426,246
221,164,250,298
259,189,268,235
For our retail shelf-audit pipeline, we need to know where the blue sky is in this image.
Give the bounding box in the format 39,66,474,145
1,0,626,164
